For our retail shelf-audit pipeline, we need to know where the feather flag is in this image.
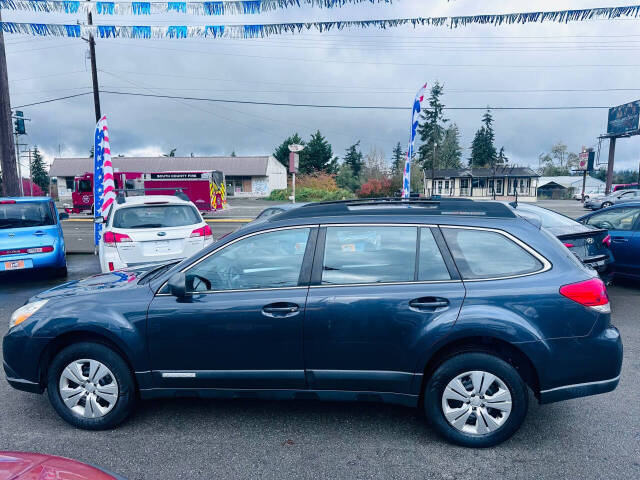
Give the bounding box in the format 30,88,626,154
402,83,427,199
93,116,116,246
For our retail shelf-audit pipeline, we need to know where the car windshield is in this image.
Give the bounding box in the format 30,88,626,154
0,202,55,229
113,204,201,229
514,204,578,228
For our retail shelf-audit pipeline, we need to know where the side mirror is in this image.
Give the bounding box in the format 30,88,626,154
59,212,69,221
167,272,191,299
94,216,105,224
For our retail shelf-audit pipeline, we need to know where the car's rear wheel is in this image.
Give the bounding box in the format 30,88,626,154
47,342,136,430
424,352,528,448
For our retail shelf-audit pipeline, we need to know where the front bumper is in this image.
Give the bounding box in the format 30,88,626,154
3,361,43,394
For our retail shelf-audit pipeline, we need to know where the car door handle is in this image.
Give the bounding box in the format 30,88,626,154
33,230,45,236
611,237,628,243
262,303,300,316
409,298,449,310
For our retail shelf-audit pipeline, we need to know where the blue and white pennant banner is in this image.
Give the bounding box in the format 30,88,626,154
0,0,393,16
1,5,639,39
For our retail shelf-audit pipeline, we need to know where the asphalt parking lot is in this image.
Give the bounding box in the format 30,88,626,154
1,200,638,479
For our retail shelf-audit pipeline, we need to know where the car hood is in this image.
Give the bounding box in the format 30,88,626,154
29,264,160,301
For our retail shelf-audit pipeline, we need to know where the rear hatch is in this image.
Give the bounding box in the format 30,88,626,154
548,225,610,265
109,202,207,266
114,225,205,265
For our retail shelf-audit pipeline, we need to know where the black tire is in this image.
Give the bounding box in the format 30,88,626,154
52,266,67,278
601,202,612,209
424,352,528,448
47,342,137,430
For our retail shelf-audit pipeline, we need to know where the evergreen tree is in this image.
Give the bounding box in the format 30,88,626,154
30,146,49,194
336,163,361,192
417,82,448,171
496,146,508,165
230,151,237,157
272,133,304,167
300,130,334,174
391,142,406,176
469,108,498,168
343,141,364,178
439,124,463,169
89,146,94,158
163,148,177,157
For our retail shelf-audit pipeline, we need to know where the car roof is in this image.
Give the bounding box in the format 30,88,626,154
0,196,51,203
114,195,192,207
264,203,308,211
270,197,516,222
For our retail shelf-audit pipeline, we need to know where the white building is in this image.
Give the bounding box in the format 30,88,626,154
537,176,605,199
49,155,287,201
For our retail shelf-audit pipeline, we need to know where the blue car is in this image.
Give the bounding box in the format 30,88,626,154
3,198,622,447
578,202,640,280
0,197,68,277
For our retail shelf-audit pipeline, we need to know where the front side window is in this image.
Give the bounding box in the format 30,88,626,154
322,226,417,285
585,208,640,231
442,228,543,280
186,228,311,292
78,180,92,193
113,205,201,229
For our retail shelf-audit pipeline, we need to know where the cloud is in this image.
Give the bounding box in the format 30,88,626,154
3,0,639,171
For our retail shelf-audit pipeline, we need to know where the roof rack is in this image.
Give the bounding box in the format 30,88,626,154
274,197,516,220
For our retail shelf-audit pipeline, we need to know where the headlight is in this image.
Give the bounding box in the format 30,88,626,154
9,300,49,330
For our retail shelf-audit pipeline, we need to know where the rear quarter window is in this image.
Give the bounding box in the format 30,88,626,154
442,227,544,280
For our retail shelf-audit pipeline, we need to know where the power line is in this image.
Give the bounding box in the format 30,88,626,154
14,92,92,108
100,90,613,111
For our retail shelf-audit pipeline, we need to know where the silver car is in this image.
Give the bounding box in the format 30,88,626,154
584,189,640,210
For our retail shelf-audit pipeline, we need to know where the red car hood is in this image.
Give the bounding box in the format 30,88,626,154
0,452,126,480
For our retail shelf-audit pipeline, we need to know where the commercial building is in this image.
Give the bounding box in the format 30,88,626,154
537,176,605,199
49,155,287,202
424,167,540,201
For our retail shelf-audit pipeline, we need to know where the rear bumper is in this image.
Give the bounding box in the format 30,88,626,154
0,249,65,271
533,325,623,404
539,375,620,404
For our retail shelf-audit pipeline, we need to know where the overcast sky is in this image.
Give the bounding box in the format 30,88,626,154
3,0,640,172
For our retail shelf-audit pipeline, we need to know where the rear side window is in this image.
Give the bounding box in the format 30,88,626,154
113,205,201,229
0,202,55,229
322,226,417,285
442,227,543,280
418,228,451,281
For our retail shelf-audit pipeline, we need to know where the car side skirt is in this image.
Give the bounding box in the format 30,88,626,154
138,387,419,408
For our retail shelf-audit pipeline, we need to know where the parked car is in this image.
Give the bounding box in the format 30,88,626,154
252,202,308,224
584,189,639,210
572,186,605,201
613,183,639,192
0,451,127,479
578,202,640,280
613,189,640,205
97,195,213,273
508,202,612,273
0,197,68,277
4,198,622,448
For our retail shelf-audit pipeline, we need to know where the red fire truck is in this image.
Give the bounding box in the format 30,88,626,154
68,171,226,214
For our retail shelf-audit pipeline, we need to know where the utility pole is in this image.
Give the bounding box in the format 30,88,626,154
605,137,616,195
0,10,20,196
87,1,101,122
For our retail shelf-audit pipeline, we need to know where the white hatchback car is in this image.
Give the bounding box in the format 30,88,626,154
97,195,213,273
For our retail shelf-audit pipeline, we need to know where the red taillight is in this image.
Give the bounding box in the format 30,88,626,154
563,242,575,248
602,235,611,247
108,261,115,271
0,200,16,204
560,278,610,312
190,225,212,238
103,231,132,246
0,246,54,256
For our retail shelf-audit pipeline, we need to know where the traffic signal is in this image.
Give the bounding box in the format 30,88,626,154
14,110,25,135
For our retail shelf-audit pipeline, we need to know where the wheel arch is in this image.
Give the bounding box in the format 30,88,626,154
38,330,137,389
418,335,541,401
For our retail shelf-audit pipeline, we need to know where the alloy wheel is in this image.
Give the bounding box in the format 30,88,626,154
441,370,512,435
58,359,119,418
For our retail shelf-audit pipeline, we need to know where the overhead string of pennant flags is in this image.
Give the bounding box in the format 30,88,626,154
0,3,639,38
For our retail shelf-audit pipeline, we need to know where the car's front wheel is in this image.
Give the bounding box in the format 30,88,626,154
47,342,136,430
601,202,613,208
424,352,528,448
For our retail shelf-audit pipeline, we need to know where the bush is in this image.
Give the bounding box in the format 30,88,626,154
296,172,338,191
267,187,353,202
356,178,394,198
